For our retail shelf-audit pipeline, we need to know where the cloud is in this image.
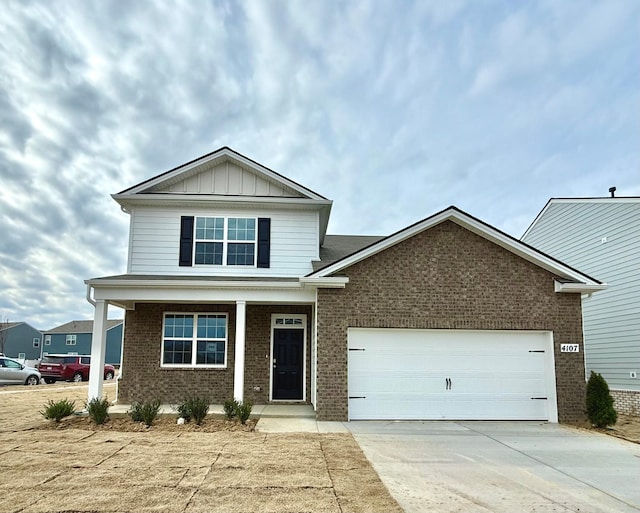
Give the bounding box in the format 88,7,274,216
0,0,638,329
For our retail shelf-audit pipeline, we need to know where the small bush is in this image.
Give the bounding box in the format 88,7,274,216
236,400,253,425
86,396,110,425
223,398,239,420
586,371,617,428
184,396,209,425
174,403,192,423
128,399,161,427
40,398,76,423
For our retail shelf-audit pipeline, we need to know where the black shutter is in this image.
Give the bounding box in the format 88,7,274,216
179,216,194,266
257,217,271,268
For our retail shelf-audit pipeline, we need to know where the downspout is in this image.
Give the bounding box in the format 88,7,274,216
86,283,96,307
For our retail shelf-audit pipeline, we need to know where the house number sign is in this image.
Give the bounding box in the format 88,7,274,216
561,344,580,353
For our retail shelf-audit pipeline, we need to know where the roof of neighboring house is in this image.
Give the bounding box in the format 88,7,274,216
44,319,123,335
0,322,23,331
313,235,386,272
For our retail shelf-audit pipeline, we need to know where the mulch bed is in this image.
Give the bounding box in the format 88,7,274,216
38,415,258,432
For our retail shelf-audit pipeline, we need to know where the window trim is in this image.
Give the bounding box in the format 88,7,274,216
160,312,228,369
65,335,77,346
44,335,51,346
193,216,257,267
33,338,40,348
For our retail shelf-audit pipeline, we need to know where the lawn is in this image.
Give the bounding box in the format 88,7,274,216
0,383,402,513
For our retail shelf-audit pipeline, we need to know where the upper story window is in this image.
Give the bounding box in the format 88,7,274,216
33,338,40,348
44,335,51,346
194,217,256,266
66,335,76,346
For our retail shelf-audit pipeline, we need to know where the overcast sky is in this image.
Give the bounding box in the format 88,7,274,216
1,0,639,330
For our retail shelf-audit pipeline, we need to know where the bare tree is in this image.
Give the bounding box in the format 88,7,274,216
0,315,8,355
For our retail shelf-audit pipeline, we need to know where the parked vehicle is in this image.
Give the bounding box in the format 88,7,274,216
0,356,42,385
38,355,116,384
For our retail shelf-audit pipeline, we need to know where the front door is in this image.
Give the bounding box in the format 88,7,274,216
272,328,304,400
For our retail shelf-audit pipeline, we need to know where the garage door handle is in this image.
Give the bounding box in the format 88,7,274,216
445,378,452,390
349,396,366,399
531,397,548,400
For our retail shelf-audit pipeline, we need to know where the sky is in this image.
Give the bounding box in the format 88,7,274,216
1,0,639,330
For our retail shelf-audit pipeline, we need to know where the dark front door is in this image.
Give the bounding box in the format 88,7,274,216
272,328,304,400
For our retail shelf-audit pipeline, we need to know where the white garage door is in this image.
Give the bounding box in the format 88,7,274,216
348,329,558,421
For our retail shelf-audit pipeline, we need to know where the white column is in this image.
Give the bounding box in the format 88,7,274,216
88,300,108,403
233,300,246,402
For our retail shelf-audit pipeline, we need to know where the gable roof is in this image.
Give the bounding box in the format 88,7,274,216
307,206,606,293
313,235,386,272
44,319,123,335
0,322,23,331
522,196,640,240
112,146,333,241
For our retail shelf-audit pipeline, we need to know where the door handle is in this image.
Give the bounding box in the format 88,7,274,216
445,378,452,390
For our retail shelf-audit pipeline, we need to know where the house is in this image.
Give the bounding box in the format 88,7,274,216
0,322,42,360
522,196,640,416
42,320,124,365
84,147,605,423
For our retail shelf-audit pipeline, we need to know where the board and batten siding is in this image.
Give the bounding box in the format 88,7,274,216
523,200,640,393
127,206,319,276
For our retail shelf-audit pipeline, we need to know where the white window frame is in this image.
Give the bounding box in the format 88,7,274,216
160,312,228,369
44,335,51,346
18,352,26,360
65,335,77,346
193,216,257,267
33,337,40,348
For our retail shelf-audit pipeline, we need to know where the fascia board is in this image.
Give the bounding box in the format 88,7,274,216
311,208,602,286
299,277,349,288
112,194,332,210
120,148,328,201
86,278,305,289
553,281,608,294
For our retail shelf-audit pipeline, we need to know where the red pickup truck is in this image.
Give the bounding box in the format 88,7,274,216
38,355,116,384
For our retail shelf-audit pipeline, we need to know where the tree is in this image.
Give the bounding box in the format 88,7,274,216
586,371,617,428
0,315,8,355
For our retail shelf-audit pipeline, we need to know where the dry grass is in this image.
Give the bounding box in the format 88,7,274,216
0,383,402,513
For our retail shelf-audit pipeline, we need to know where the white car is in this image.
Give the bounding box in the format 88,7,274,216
0,356,42,385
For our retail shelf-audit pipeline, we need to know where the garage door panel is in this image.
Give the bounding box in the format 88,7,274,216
348,328,556,421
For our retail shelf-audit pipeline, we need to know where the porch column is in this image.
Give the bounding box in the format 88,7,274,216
88,300,108,403
233,300,246,402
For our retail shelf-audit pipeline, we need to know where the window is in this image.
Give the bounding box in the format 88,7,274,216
17,353,26,360
194,217,256,266
44,335,51,346
33,338,40,348
66,335,77,346
161,313,227,367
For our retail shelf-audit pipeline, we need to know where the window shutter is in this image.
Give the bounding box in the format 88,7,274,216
179,216,194,266
257,217,271,268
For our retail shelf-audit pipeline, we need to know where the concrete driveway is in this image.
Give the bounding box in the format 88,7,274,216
348,421,640,513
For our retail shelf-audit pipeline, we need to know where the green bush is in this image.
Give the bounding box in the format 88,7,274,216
40,398,76,423
86,396,110,425
128,399,161,427
174,402,192,423
184,396,209,425
586,371,617,428
223,398,239,420
235,400,253,425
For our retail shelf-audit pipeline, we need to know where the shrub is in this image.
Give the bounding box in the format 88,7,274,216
174,402,192,423
86,396,110,425
236,400,253,425
128,399,161,427
223,398,239,420
184,396,209,425
586,371,617,428
40,398,76,423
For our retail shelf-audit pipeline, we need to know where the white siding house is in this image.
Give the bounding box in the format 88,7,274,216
522,197,640,415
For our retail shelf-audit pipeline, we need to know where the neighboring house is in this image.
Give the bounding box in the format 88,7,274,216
84,147,605,423
42,320,124,365
522,196,640,416
0,322,42,360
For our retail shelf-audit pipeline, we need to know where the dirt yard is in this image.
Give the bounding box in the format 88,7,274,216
0,383,402,513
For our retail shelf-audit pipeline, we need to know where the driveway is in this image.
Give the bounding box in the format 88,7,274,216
348,421,640,513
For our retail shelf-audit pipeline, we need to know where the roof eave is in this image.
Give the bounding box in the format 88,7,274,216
554,281,608,294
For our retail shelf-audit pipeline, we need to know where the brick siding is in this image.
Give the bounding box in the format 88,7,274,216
611,389,640,416
118,303,311,405
316,221,587,423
